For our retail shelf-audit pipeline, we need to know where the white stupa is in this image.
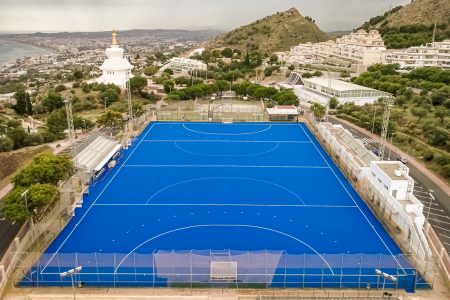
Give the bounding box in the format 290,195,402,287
96,30,133,90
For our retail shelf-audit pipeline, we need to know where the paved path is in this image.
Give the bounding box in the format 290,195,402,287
0,131,91,259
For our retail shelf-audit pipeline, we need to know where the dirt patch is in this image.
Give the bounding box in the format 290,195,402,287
0,145,51,189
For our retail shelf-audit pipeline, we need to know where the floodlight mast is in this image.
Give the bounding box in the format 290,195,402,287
378,97,394,159
375,268,397,297
64,95,75,151
60,266,82,300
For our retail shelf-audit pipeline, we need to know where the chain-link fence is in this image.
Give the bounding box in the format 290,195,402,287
16,251,425,292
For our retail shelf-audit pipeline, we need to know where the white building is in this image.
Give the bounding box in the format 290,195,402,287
161,57,207,73
280,30,386,72
96,30,133,90
295,77,390,106
386,40,450,69
317,122,431,259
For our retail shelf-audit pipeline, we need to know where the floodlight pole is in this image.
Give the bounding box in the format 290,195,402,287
60,266,82,300
21,189,33,226
426,193,435,226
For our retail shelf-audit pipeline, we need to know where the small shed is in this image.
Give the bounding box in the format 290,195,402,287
266,105,299,121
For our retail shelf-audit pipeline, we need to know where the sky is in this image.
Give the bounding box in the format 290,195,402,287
0,0,411,33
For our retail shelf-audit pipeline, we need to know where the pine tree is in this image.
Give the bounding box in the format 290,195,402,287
13,90,27,115
25,93,33,115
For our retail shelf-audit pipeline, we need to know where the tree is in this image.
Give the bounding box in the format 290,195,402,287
426,128,448,147
163,80,175,94
163,68,174,75
14,153,73,187
82,82,91,93
13,90,28,115
329,97,339,109
97,111,125,130
42,92,64,112
0,137,14,152
7,127,28,149
129,76,148,94
25,93,33,115
100,88,119,107
221,48,233,58
132,102,145,118
269,54,278,64
28,183,60,215
73,69,83,80
143,65,159,76
46,110,66,138
434,107,448,123
1,187,29,223
310,103,326,120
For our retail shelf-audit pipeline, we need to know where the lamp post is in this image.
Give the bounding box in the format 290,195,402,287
375,269,397,297
426,193,435,227
60,266,82,300
20,189,33,226
371,107,377,134
104,97,108,112
388,132,395,160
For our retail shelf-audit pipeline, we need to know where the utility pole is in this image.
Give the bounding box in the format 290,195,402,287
378,97,394,160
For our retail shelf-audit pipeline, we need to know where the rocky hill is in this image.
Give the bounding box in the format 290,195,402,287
359,0,450,48
206,8,328,54
381,0,450,28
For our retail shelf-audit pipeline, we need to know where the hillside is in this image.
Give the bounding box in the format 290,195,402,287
207,8,328,54
382,0,450,28
359,0,450,48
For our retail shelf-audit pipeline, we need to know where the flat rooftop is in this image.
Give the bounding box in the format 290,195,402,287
375,162,408,181
304,77,385,93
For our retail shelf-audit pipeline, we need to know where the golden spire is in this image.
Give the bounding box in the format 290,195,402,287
111,29,118,46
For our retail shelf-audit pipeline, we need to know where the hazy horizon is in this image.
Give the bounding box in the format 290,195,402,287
0,0,410,33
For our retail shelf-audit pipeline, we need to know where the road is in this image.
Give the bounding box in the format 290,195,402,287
0,130,94,260
329,115,450,254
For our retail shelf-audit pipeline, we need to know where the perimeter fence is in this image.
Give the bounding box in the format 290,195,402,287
15,251,426,292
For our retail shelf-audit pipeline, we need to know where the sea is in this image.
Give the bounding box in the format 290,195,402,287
0,39,54,67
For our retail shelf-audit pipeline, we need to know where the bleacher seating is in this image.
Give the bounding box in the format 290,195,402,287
74,136,120,174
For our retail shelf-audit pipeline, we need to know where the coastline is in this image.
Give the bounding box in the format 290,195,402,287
0,38,56,67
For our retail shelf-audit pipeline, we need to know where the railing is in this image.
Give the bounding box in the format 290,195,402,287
17,251,419,292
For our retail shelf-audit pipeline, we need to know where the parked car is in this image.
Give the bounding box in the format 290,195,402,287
396,155,408,164
372,149,380,156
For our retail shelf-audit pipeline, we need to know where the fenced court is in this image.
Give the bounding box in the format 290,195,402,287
19,122,420,291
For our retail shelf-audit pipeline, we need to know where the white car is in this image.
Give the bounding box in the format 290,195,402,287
396,156,408,164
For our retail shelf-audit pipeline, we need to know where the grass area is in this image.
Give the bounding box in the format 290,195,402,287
0,145,51,190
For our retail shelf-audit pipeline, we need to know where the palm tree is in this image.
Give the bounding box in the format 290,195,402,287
310,103,325,120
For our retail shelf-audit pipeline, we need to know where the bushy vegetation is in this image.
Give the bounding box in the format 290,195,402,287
1,153,72,223
337,65,450,180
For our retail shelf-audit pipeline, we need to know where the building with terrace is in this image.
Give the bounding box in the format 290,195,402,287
279,30,386,73
385,40,450,69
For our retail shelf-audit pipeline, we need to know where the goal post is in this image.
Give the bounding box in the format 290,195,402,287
210,261,237,281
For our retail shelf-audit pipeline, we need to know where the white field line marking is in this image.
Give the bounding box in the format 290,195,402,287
145,176,305,205
113,224,336,275
93,203,358,208
40,123,156,274
141,140,312,143
298,124,406,274
182,123,272,136
174,141,280,157
156,122,301,126
123,164,330,169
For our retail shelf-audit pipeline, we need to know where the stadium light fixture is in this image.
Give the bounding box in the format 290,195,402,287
60,266,82,300
374,269,397,297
